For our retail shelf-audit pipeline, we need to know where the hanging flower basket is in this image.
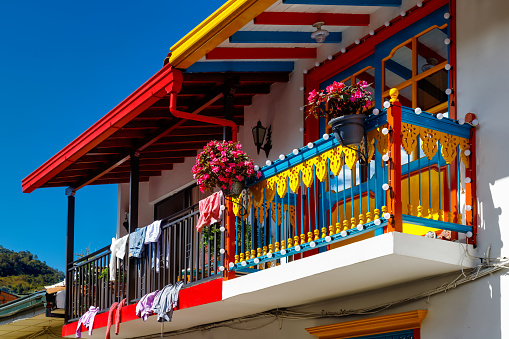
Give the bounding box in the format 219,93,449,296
307,81,372,145
192,140,260,194
328,114,366,146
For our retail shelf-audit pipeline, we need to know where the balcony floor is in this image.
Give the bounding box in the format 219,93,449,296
64,232,476,338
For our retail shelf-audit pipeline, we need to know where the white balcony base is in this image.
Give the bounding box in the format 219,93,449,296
69,232,475,338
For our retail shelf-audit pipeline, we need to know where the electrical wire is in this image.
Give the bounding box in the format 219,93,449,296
131,244,509,339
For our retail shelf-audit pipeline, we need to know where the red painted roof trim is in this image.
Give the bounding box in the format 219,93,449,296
254,12,370,26
207,47,317,60
22,65,180,193
62,278,223,337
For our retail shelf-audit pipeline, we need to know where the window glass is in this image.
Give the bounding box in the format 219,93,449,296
417,68,448,111
417,27,448,74
384,45,412,90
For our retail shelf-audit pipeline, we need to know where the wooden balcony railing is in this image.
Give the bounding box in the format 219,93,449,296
228,90,475,272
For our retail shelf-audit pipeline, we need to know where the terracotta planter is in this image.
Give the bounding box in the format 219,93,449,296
328,114,366,146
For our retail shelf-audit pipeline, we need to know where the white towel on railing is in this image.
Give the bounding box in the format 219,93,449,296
144,220,162,273
109,235,129,281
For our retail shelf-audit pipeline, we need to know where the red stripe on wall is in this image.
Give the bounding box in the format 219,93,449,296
62,278,223,337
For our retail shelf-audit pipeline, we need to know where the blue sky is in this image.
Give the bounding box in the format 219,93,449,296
0,0,225,272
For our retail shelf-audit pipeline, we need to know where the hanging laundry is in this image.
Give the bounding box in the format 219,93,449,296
75,306,99,338
105,298,126,339
109,235,129,281
151,281,184,322
144,220,162,272
135,290,159,321
196,191,224,232
129,227,147,258
144,220,161,243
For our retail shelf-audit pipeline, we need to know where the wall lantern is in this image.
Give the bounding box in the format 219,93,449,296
252,120,272,158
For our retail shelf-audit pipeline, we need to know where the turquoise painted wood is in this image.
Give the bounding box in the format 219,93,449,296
402,214,472,233
230,31,342,44
185,61,295,73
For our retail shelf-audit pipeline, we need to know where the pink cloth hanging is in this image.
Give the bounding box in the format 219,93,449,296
196,191,224,232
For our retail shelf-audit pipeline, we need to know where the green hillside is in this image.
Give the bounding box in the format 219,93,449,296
0,245,64,294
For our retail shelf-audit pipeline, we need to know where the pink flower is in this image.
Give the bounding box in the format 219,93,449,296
236,175,244,181
307,89,320,103
212,167,219,173
256,172,262,178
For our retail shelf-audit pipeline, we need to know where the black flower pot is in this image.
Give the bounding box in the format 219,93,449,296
328,114,366,146
222,179,245,197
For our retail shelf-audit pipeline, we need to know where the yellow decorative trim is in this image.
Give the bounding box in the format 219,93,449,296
170,0,277,68
401,123,419,155
306,310,427,339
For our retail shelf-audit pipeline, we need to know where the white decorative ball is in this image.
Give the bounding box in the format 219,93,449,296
325,236,332,242
458,118,465,125
374,219,381,226
253,258,259,264
293,149,299,155
307,142,314,149
464,150,471,156
219,248,225,254
471,119,479,126
299,86,304,91
382,154,390,162
279,154,285,161
267,253,273,258
417,1,423,7
341,48,346,53
357,224,364,231
355,39,360,44
229,262,234,268
466,231,473,238
310,241,316,248
323,133,330,140
444,13,451,19
219,266,225,272
415,107,422,114
466,205,473,211
254,165,259,171
401,11,406,16
241,261,247,266
341,230,348,237
373,108,380,115
444,38,451,45
303,69,308,74
295,245,301,252
445,64,452,71
385,21,390,27
437,113,444,120
281,249,287,255
328,55,333,60
369,30,375,36
220,225,225,231
382,127,389,135
465,177,472,184
383,212,391,219
266,160,272,166
383,101,391,108
445,88,452,95
382,183,390,191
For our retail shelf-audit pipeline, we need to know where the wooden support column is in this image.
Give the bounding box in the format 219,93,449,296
127,152,139,304
64,187,75,323
387,89,402,233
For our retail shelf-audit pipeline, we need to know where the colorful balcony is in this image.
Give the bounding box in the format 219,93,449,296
64,92,477,335
229,91,476,273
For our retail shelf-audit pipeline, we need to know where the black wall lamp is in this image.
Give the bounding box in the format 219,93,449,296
252,120,272,158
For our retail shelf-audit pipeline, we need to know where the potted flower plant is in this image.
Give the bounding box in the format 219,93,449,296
192,140,260,196
307,80,373,146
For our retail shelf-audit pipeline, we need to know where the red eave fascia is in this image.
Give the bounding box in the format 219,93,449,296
22,65,180,194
